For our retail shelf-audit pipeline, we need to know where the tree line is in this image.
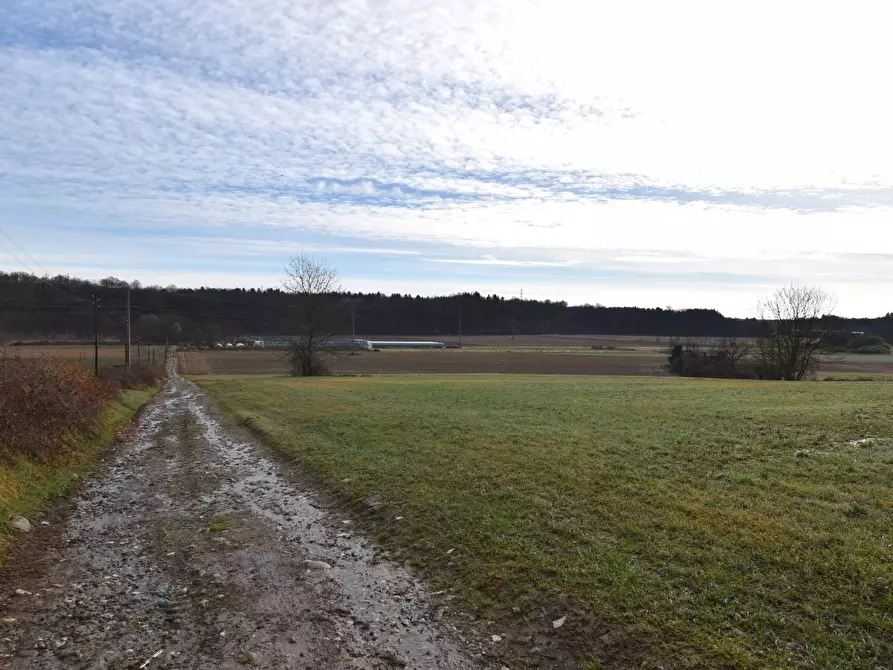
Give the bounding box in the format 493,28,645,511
1,270,891,344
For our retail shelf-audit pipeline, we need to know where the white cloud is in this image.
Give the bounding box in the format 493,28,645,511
1,0,893,315
424,257,575,268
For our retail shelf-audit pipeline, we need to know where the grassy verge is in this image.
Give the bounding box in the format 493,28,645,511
0,386,159,563
197,374,893,669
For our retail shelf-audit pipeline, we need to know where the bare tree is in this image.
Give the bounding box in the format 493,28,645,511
756,284,835,380
282,255,341,376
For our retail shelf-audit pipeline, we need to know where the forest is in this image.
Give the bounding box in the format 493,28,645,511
1,271,891,343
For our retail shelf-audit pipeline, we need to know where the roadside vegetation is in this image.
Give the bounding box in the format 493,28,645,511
0,353,162,562
198,374,893,669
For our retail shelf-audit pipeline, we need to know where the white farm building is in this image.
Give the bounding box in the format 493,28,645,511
259,338,446,350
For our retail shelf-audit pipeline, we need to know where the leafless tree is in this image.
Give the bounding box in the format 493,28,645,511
756,284,836,380
282,255,341,376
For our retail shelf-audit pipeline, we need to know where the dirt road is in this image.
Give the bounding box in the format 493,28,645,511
0,377,484,669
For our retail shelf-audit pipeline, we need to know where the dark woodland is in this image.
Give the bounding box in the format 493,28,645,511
1,271,890,343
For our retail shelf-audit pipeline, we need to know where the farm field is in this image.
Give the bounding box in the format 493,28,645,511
3,344,166,368
197,374,893,669
358,334,675,350
178,348,667,376
178,345,893,378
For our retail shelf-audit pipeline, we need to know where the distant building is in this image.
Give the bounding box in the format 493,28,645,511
258,338,446,351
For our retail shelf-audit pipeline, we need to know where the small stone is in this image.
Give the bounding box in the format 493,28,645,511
8,516,32,533
552,615,567,629
491,634,502,642
14,589,31,596
303,560,332,570
527,647,541,655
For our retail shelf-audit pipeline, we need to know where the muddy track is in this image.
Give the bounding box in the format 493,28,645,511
0,376,485,669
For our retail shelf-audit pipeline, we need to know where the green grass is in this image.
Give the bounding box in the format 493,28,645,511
0,386,159,563
208,520,230,532
197,374,893,669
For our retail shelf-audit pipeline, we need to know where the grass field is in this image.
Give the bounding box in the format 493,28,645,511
0,386,159,564
197,374,893,669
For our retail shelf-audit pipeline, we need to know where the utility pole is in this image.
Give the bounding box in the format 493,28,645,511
93,295,100,377
137,336,141,363
512,316,516,340
351,304,356,338
125,288,132,369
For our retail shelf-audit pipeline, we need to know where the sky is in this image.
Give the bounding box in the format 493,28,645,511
1,1,892,317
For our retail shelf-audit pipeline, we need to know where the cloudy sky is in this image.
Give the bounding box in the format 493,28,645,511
1,1,891,316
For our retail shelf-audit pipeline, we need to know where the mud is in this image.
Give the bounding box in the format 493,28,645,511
0,376,486,669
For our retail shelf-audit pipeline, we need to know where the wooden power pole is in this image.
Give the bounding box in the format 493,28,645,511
93,295,100,377
124,288,132,369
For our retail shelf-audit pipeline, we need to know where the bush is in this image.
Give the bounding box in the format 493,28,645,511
0,355,114,462
667,343,765,379
852,332,887,348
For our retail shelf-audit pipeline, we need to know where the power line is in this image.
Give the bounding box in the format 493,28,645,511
0,237,35,275
0,228,49,276
0,229,94,305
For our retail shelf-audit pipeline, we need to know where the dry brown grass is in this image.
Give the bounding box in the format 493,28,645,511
0,355,113,462
6,344,165,367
